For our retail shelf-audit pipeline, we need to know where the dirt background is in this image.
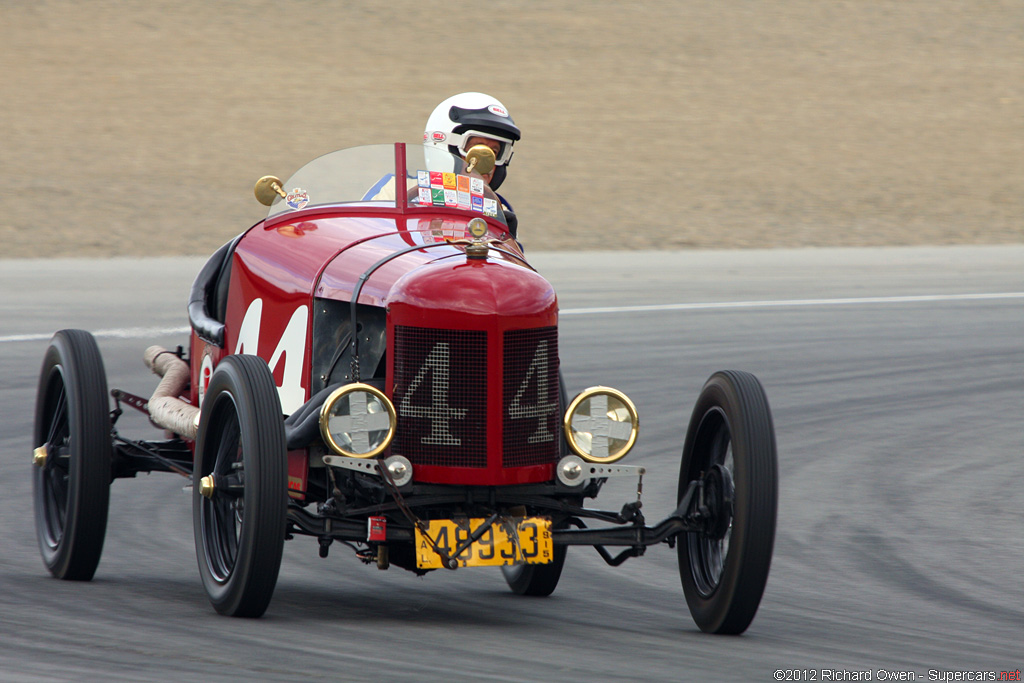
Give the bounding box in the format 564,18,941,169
1,1,1021,257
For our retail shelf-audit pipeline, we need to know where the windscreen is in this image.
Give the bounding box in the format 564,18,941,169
266,144,505,225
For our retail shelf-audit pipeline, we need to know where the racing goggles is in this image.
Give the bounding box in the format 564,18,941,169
454,130,515,166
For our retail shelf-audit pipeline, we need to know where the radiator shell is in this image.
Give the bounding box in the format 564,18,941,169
386,256,559,485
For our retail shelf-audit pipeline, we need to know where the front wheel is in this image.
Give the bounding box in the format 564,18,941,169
33,329,112,581
677,370,778,634
193,354,287,617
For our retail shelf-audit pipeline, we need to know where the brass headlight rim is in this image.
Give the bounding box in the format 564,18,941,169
562,385,639,464
319,382,397,459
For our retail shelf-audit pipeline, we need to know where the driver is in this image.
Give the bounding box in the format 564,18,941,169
423,92,521,236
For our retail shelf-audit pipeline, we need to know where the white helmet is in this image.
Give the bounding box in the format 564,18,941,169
424,92,520,190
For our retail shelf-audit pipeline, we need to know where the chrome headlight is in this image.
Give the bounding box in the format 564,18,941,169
319,383,397,458
563,386,639,463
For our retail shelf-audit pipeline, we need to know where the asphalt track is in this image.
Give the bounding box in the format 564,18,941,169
1,247,1022,681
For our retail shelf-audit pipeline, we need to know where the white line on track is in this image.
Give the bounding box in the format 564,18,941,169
559,291,1024,315
0,326,191,344
2,292,1021,343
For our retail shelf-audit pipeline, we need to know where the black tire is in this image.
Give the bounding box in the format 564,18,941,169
677,370,778,634
501,370,570,596
501,523,568,596
33,329,112,581
193,354,287,617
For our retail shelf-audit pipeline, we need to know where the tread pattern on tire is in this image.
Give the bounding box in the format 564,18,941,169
194,353,287,618
679,370,778,635
34,329,111,581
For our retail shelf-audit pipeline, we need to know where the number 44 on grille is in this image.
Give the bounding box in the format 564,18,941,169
32,143,778,636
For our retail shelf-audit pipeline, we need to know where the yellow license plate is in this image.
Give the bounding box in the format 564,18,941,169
415,516,553,569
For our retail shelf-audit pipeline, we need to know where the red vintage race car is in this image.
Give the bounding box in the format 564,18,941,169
32,142,778,634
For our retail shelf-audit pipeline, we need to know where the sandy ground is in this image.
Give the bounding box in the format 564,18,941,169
1,1,1021,258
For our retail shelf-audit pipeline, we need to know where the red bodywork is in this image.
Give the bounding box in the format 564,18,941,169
189,144,560,490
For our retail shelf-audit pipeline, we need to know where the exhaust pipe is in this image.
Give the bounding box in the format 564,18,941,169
144,345,200,440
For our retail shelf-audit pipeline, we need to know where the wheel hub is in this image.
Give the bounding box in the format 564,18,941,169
701,464,734,540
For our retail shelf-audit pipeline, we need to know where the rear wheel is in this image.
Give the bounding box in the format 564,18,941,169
33,329,112,581
193,354,287,617
677,370,777,634
501,521,568,596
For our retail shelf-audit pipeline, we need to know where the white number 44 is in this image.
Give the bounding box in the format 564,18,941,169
399,338,559,447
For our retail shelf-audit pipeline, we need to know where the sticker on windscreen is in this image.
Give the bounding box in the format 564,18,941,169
417,171,493,215
286,188,309,210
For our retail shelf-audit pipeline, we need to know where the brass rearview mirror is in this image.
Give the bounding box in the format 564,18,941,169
464,145,496,177
254,175,286,206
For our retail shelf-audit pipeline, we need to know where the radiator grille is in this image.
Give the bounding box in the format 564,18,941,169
392,326,487,467
503,327,560,467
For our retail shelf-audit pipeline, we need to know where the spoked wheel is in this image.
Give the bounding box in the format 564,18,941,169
193,354,287,617
502,370,570,597
33,329,112,580
677,370,778,634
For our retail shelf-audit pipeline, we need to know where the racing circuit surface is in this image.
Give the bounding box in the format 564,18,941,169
1,247,1021,681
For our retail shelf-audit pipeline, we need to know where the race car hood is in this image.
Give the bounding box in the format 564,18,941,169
233,212,528,308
